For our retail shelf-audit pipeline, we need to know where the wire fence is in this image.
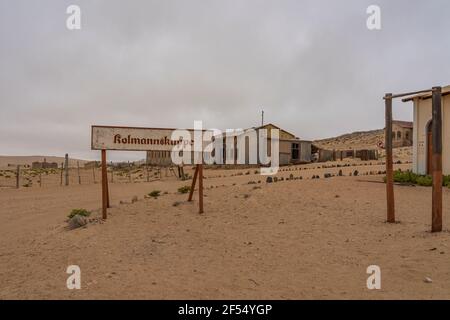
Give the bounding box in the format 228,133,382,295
0,164,183,189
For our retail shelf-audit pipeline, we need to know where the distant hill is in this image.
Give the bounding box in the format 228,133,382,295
0,155,90,169
313,129,384,151
313,128,413,161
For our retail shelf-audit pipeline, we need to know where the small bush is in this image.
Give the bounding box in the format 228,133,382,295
393,170,419,184
388,170,449,187
68,208,91,219
443,175,450,187
416,176,432,187
177,185,191,194
148,190,161,198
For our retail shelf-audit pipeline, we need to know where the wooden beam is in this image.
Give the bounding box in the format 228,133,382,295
106,167,110,209
384,89,432,100
188,164,199,202
101,149,108,219
199,164,204,214
385,93,395,223
431,86,443,232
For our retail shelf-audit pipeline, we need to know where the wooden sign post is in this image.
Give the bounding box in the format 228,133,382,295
101,149,109,219
384,93,395,223
383,87,444,232
91,125,208,218
188,164,204,214
431,86,443,232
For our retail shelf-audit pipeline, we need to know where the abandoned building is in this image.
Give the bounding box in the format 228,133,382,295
402,85,450,175
146,151,173,166
84,161,100,169
146,123,312,166
217,123,312,166
31,158,58,169
391,120,413,148
311,145,378,162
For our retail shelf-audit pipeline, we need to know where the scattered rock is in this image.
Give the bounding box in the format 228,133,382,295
131,196,138,203
68,215,88,230
424,277,433,283
266,177,273,183
172,201,182,207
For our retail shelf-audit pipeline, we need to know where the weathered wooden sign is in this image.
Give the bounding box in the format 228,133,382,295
91,125,206,219
91,125,193,151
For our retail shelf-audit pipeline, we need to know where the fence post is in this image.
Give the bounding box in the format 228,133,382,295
64,154,69,186
77,161,81,185
16,165,20,189
60,162,64,186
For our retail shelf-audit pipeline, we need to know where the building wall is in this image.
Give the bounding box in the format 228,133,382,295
147,150,173,166
392,123,412,148
298,141,312,163
145,125,312,166
413,95,450,175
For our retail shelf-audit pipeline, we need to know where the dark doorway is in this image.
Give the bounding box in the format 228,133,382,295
291,143,299,161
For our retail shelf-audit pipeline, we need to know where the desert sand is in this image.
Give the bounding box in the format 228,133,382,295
1,158,450,300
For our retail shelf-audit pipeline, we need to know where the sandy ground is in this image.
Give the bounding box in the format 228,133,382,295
1,161,450,300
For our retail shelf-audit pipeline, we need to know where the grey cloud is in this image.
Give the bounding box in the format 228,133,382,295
1,0,449,161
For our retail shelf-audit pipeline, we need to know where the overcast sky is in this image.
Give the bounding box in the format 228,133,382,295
1,0,449,161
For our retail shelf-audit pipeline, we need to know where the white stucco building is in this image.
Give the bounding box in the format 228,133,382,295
403,85,450,175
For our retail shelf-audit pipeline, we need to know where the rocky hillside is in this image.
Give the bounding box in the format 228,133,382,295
313,129,384,151
313,129,412,162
